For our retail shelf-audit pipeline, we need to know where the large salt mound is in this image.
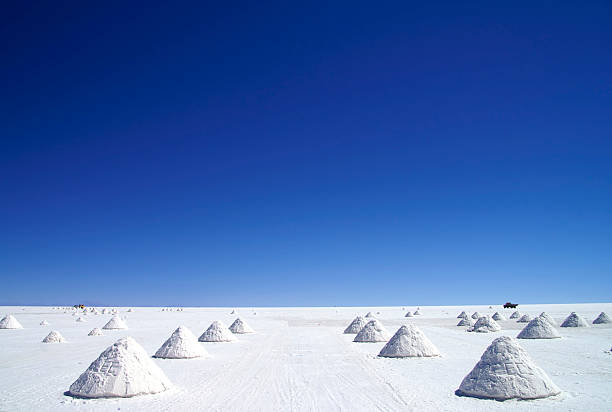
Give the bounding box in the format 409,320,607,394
88,328,104,336
405,311,413,317
492,312,506,321
560,312,589,328
353,319,391,343
457,311,468,319
379,325,440,358
229,318,254,334
102,315,128,330
592,312,611,324
517,316,561,339
154,326,208,359
517,314,531,323
68,337,172,398
455,336,561,400
344,316,367,334
509,311,521,319
471,312,481,319
0,315,23,329
457,317,474,327
43,330,66,343
468,316,501,333
198,321,237,342
539,312,556,326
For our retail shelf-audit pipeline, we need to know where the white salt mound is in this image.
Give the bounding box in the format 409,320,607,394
413,309,422,315
229,318,254,334
0,315,23,329
154,326,208,359
457,317,474,327
539,312,556,326
365,312,375,318
517,314,531,323
378,325,440,358
517,316,561,339
457,311,468,320
456,336,561,400
102,315,128,330
68,337,172,398
492,312,506,321
471,312,481,319
353,319,391,343
40,320,50,326
592,312,611,324
560,312,589,328
509,311,521,319
43,330,66,343
468,316,501,333
198,321,237,342
88,328,104,336
405,311,413,317
344,316,367,334
76,317,86,323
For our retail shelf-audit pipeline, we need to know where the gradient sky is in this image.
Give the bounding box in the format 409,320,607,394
1,1,611,306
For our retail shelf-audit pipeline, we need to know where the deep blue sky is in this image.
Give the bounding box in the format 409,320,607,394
1,1,611,306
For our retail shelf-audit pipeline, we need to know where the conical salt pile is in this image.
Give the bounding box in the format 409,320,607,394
560,312,589,328
457,317,474,327
457,311,468,319
517,314,531,323
88,328,104,336
517,316,561,339
378,325,440,358
198,321,237,342
102,315,128,330
344,316,367,334
68,337,172,398
509,311,521,319
492,312,505,321
0,315,23,329
76,317,86,323
353,319,391,343
413,309,422,315
365,312,375,318
539,312,556,326
592,312,611,324
471,312,481,319
455,336,561,400
154,326,208,359
42,330,66,343
40,320,50,326
468,316,501,333
229,318,254,334
405,311,413,317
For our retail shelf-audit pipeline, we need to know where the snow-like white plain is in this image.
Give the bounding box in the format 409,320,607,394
0,303,611,411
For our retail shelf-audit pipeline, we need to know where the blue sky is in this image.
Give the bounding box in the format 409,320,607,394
1,1,611,306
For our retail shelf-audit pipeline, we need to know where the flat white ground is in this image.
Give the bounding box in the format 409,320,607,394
0,303,611,411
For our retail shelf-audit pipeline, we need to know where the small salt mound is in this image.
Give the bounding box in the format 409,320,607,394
344,316,367,334
43,330,66,343
539,312,556,326
353,319,391,343
413,309,422,315
378,325,440,358
40,320,50,326
457,317,474,327
517,316,561,339
468,316,501,333
198,321,237,342
230,310,236,314
68,337,172,398
509,311,521,319
88,328,104,336
154,326,208,359
517,314,531,323
457,311,468,319
76,317,86,323
560,312,589,328
492,312,505,321
127,308,134,313
229,318,254,334
592,312,611,324
102,315,128,330
455,336,560,400
365,312,375,318
0,315,24,329
405,311,413,317
471,312,481,319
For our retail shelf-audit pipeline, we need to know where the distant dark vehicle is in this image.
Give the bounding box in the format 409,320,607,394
503,302,518,309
